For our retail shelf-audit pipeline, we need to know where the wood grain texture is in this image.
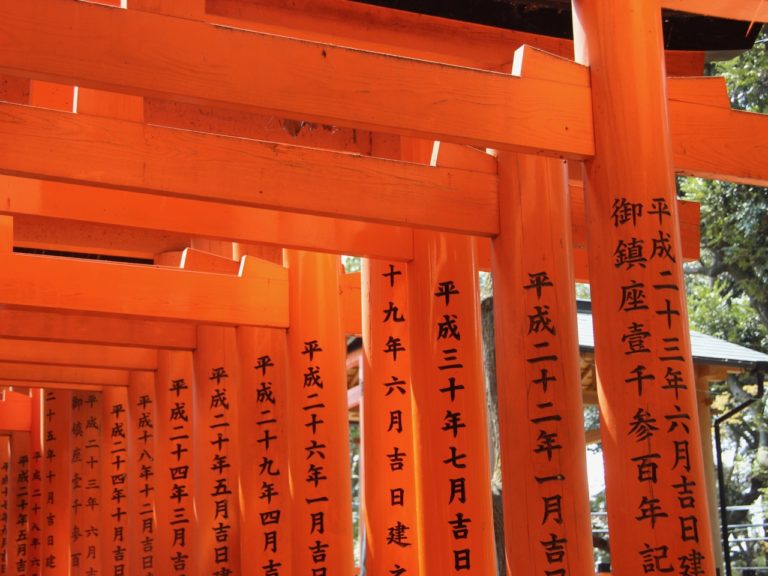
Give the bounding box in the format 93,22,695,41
0,217,288,326
0,102,498,236
0,0,593,157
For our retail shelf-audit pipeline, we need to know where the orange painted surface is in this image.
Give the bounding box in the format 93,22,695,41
0,0,593,158
661,0,768,21
286,251,355,576
40,390,70,575
128,372,156,576
0,434,9,575
71,392,102,576
76,87,143,122
493,153,593,575
361,259,420,575
193,326,242,575
0,392,31,432
0,102,498,237
0,309,196,351
27,390,42,576
407,232,496,575
573,0,716,573
101,386,131,576
236,326,292,575
8,431,31,576
0,216,289,327
154,351,197,576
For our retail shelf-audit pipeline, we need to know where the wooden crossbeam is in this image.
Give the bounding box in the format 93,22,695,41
0,362,130,386
2,381,104,393
0,339,157,371
0,0,594,158
0,175,415,261
513,47,768,186
660,0,768,22
0,216,288,326
0,309,197,350
203,0,706,76
0,102,498,236
671,100,768,186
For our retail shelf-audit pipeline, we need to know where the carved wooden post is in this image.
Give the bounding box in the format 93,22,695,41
572,1,716,572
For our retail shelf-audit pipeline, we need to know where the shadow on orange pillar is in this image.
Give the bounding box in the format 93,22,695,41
70,392,102,576
8,430,31,576
193,326,242,576
286,250,355,576
237,326,292,574
408,231,496,575
101,387,131,576
493,152,593,575
128,372,157,576
74,392,102,576
154,351,196,576
572,1,716,573
1,434,9,574
361,258,421,575
28,389,42,576
41,389,71,575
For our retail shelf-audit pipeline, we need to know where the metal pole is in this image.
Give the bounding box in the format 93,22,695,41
714,363,766,576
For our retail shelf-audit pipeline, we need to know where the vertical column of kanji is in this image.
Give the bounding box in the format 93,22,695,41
78,393,102,576
127,373,157,576
492,153,594,575
1,434,10,575
361,259,420,575
101,388,131,576
237,326,291,576
154,351,196,576
69,394,86,575
407,232,496,575
572,1,716,573
193,327,241,576
8,431,30,576
286,250,355,576
41,390,71,576
28,390,42,576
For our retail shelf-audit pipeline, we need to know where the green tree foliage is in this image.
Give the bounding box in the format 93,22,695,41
681,27,768,569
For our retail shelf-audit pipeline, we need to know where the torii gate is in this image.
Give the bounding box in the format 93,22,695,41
0,0,766,575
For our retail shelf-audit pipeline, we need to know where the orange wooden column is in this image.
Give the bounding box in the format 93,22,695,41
192,325,242,576
70,394,84,575
8,431,30,576
101,387,131,576
408,231,496,575
572,1,716,573
361,259,420,574
128,372,156,576
286,250,355,576
1,434,9,576
69,392,87,575
40,389,71,575
28,389,42,576
154,351,196,576
493,153,593,574
76,392,102,576
236,326,292,574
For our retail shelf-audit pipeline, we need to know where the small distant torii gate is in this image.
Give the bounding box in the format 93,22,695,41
0,1,765,575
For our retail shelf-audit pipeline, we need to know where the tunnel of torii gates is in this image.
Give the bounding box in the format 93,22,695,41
0,0,765,575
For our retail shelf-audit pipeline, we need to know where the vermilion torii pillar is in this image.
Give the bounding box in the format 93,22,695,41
572,1,716,574
286,251,355,576
408,231,496,575
493,153,593,576
361,259,421,576
237,326,292,575
193,325,242,576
